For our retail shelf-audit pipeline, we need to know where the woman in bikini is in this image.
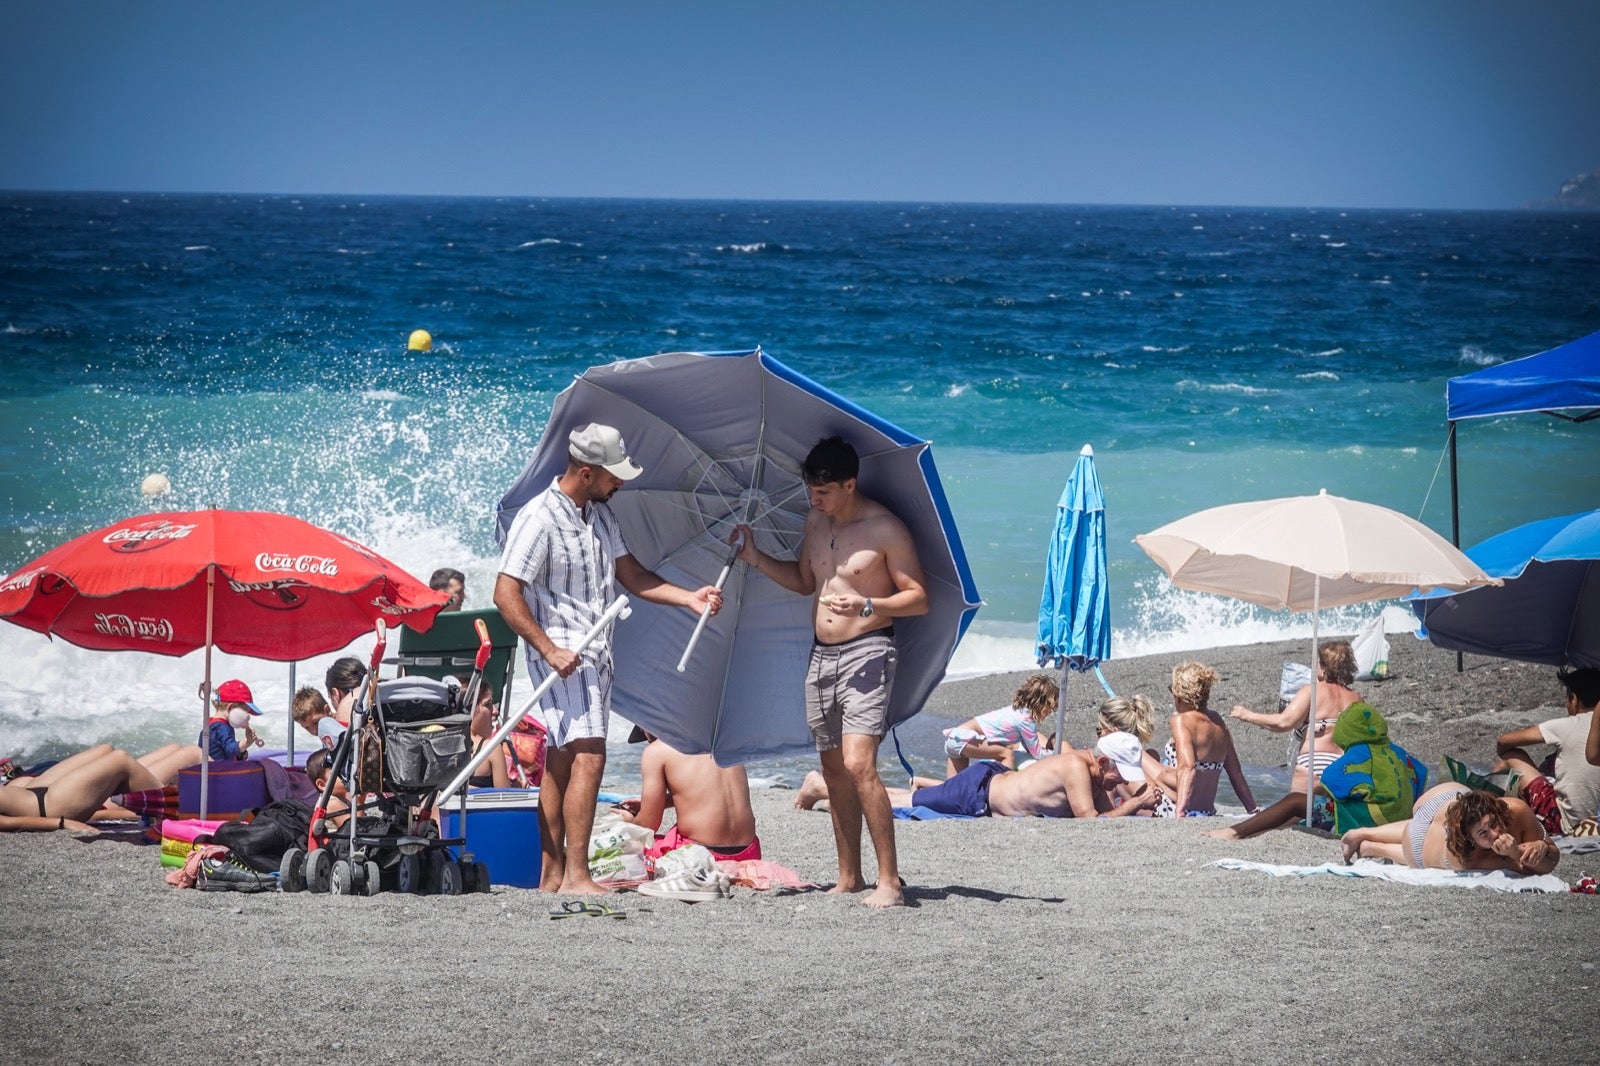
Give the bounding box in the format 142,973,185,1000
1340,783,1560,874
1153,661,1257,819
0,743,200,834
1208,640,1361,839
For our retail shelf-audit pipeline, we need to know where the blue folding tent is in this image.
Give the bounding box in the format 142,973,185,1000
1445,328,1600,546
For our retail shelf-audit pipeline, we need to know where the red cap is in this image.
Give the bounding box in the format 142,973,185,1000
214,679,262,715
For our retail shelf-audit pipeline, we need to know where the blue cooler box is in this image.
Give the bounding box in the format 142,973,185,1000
440,788,541,889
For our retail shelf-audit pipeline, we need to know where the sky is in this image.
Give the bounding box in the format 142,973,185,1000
2,1,1598,210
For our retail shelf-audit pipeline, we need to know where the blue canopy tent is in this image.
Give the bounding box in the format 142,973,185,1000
1445,328,1600,548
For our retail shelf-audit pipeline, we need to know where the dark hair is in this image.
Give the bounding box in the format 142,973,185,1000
1558,667,1600,709
305,748,332,785
325,656,367,695
1445,790,1511,865
802,436,859,486
430,567,465,590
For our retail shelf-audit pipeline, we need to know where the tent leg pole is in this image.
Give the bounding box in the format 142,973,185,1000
1055,664,1068,759
1449,420,1463,673
1305,581,1320,830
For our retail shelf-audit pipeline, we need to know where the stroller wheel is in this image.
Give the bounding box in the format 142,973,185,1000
397,852,427,895
278,848,306,893
363,860,381,897
435,859,464,896
471,860,492,894
330,859,356,896
304,848,332,894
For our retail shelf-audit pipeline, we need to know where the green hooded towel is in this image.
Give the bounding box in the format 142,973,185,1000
1319,701,1428,835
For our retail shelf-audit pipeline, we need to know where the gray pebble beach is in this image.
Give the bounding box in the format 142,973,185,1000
4,635,1597,1064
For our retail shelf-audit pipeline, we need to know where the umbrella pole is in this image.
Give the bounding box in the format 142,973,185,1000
1056,664,1069,757
1305,578,1320,829
200,565,215,821
285,662,296,765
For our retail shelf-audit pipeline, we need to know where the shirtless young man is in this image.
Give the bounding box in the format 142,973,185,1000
733,435,927,908
795,736,1161,820
615,732,760,861
1340,783,1560,875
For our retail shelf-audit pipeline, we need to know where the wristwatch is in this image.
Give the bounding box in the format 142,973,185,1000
861,597,874,618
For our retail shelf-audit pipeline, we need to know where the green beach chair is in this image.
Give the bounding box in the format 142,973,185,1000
395,607,518,709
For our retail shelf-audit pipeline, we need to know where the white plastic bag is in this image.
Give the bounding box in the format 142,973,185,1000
588,815,653,860
1279,662,1313,707
1352,614,1391,680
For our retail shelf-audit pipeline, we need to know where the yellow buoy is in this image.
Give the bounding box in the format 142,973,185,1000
408,329,433,352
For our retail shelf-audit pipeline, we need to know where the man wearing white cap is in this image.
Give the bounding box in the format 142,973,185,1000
495,423,723,894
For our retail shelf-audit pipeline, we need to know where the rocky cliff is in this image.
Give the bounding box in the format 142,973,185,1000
1525,166,1600,210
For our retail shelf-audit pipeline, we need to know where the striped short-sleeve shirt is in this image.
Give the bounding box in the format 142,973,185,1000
498,479,629,663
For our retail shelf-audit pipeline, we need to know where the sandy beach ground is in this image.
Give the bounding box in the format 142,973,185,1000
3,636,1597,1064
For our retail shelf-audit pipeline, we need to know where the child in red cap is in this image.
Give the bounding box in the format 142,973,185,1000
200,679,264,761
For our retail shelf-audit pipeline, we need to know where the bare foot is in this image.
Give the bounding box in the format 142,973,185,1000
1340,831,1365,865
863,882,905,908
825,879,867,895
557,876,613,895
794,770,830,811
1201,827,1239,840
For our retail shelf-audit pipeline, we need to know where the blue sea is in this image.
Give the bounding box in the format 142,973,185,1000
3,193,1597,785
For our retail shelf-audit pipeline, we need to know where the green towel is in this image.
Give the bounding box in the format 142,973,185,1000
1322,701,1426,834
1443,755,1520,797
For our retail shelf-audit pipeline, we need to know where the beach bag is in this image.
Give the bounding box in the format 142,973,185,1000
1353,614,1391,680
384,715,473,789
210,799,313,872
1279,662,1313,707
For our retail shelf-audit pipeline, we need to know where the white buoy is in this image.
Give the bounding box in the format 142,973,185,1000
141,473,171,497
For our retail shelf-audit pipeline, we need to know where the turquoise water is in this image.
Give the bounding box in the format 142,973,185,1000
2,194,1596,775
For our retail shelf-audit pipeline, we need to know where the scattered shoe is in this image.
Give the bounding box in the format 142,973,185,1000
198,853,276,893
637,867,731,903
549,900,628,919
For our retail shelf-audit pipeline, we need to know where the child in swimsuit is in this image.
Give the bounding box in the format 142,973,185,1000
942,674,1058,776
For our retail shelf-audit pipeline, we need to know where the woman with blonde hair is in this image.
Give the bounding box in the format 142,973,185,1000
1155,661,1256,818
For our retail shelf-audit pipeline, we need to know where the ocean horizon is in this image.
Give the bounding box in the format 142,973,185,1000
3,192,1596,777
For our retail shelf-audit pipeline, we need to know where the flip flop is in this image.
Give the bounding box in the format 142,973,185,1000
549,900,628,920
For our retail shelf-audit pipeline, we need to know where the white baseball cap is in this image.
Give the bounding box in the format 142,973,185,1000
568,423,643,481
1093,731,1147,782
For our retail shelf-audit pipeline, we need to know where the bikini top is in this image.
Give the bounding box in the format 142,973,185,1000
1162,739,1225,773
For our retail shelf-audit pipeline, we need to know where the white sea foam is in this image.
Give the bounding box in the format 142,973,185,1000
1176,379,1273,395
361,389,408,402
1297,371,1340,381
517,239,564,248
1459,345,1499,367
183,245,213,252
717,243,770,253
947,383,970,398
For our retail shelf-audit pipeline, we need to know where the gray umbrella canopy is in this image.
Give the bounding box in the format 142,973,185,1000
497,349,981,764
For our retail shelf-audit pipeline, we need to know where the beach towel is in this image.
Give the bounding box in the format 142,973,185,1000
893,805,974,821
1321,701,1427,834
1443,755,1520,797
1206,858,1568,894
715,859,816,892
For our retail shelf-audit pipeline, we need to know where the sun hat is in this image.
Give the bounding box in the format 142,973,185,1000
568,423,643,481
1093,730,1146,781
215,678,263,716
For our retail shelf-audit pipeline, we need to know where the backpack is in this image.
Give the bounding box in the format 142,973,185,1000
210,798,314,872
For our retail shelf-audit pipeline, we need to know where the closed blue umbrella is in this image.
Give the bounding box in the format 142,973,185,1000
1415,508,1600,669
1037,445,1112,749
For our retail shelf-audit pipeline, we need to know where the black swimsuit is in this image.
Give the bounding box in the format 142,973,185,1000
28,786,49,817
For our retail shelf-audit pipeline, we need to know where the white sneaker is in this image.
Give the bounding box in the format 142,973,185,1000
637,867,728,902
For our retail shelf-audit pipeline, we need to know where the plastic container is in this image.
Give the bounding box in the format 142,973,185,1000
439,788,541,889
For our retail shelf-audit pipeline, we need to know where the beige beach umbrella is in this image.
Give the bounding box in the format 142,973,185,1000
1134,490,1498,825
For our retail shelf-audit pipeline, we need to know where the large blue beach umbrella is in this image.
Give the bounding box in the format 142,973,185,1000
496,348,982,765
1414,508,1600,670
1037,444,1112,749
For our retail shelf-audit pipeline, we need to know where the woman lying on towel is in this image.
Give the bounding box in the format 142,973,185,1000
0,743,201,834
1340,783,1560,875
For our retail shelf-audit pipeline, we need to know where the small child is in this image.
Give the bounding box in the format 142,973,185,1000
942,674,1059,776
304,749,350,829
291,686,345,750
201,679,263,761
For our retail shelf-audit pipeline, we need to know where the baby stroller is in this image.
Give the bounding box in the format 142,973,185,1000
280,624,493,896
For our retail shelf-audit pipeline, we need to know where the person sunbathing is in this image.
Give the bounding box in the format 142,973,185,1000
795,740,1158,819
0,742,201,834
1154,661,1256,819
1339,783,1560,875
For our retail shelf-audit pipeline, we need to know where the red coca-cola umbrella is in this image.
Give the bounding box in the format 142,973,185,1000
0,510,449,815
0,510,447,658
